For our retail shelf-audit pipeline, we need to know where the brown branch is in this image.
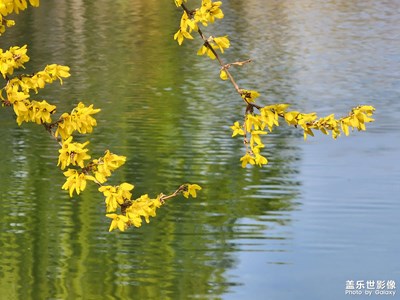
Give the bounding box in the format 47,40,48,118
160,184,187,203
180,3,256,107
118,184,187,216
43,122,62,146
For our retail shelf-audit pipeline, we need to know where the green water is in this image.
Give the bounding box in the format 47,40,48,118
0,1,399,299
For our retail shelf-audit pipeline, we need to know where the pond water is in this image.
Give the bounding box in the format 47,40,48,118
0,0,399,299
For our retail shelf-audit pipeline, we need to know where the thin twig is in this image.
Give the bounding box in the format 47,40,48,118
160,184,187,203
180,4,258,108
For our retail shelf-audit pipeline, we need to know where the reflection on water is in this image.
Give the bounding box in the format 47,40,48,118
0,0,399,299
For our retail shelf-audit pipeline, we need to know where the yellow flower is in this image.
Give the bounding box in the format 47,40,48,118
99,185,120,212
5,82,48,127
11,0,28,14
31,100,56,124
358,105,375,116
302,127,315,140
198,0,224,24
240,153,255,168
55,102,101,140
197,36,229,60
260,106,279,131
183,184,202,198
44,64,70,84
0,45,29,77
180,11,198,31
245,114,264,132
254,154,268,166
126,194,160,226
284,111,300,125
240,89,260,103
5,64,68,95
29,0,40,7
174,0,186,7
250,130,267,148
106,214,129,232
340,118,351,136
93,150,126,183
55,113,74,140
220,69,228,80
61,169,94,197
57,136,91,170
208,1,224,22
174,28,194,45
8,90,30,121
6,19,15,28
212,36,230,53
99,182,133,212
197,44,216,59
230,121,244,137
117,182,134,201
30,71,52,91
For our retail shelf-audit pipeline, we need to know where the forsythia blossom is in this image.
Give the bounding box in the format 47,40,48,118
240,89,260,103
183,184,202,198
174,28,194,46
106,214,129,232
220,69,228,80
57,136,91,170
233,104,376,167
106,194,163,231
62,169,95,197
230,121,244,137
15,99,56,125
2,0,202,234
199,0,224,23
197,35,230,59
174,0,186,7
0,45,29,76
44,64,70,84
0,0,39,34
55,102,101,140
99,183,134,213
174,0,224,45
92,150,126,183
125,195,162,228
4,64,70,95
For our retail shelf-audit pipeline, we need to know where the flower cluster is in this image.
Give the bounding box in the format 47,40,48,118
61,169,93,197
4,64,71,95
102,185,164,231
0,0,39,34
91,150,126,183
55,102,101,140
99,183,134,213
197,35,230,59
174,1,376,168
124,194,162,228
14,99,56,125
106,183,201,232
241,89,260,103
106,194,162,232
59,150,126,198
182,183,202,198
0,45,29,77
57,136,91,170
231,103,376,167
1,62,70,126
174,0,226,55
54,106,200,232
1,0,203,234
